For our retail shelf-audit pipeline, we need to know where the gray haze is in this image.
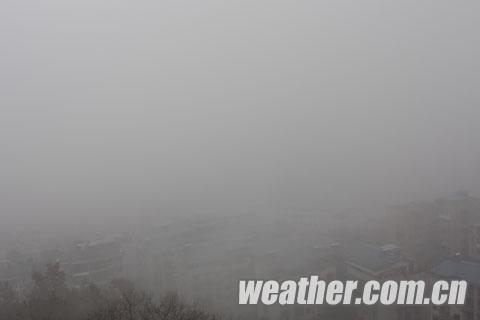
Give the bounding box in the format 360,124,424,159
1,0,480,229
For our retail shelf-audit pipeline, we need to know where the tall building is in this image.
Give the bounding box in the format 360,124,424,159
387,202,440,270
436,192,480,260
388,192,480,320
388,192,480,269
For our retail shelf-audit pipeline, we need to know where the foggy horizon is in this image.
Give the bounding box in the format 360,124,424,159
2,0,480,230
2,2,480,320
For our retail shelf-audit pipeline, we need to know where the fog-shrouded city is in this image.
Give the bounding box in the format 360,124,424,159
1,1,480,319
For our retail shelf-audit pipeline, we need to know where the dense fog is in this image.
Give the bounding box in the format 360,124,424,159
1,1,480,319
2,0,480,230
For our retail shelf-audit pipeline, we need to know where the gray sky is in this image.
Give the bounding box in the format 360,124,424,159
1,0,480,227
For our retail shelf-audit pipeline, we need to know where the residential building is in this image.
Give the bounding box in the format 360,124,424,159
340,243,417,320
430,259,480,320
388,192,480,270
62,236,125,286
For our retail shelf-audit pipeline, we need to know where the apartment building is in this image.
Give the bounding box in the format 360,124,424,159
388,192,480,269
430,259,480,320
340,243,421,320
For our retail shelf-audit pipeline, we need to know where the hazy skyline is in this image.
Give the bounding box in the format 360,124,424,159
1,1,480,228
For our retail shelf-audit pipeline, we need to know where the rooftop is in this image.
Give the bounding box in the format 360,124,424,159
343,243,408,274
432,260,480,284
